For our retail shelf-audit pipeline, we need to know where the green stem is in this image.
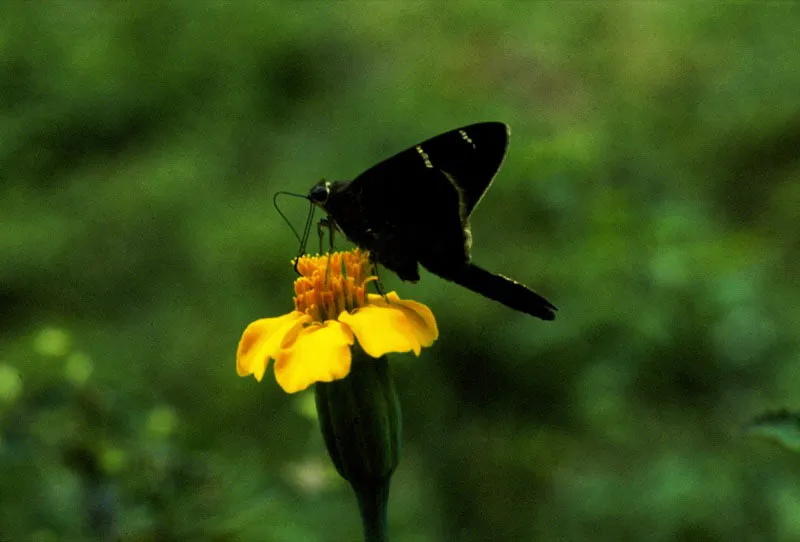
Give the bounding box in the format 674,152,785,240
354,479,391,542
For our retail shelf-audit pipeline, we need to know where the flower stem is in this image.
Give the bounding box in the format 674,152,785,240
354,479,391,542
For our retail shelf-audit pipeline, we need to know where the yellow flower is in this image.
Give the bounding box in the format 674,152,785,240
237,249,438,393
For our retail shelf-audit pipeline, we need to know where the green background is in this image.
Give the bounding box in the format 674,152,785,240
3,3,800,541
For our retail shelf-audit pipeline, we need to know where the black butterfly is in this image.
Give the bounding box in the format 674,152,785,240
307,122,556,320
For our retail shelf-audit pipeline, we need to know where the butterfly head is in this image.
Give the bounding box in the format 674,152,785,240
308,179,349,210
307,179,332,207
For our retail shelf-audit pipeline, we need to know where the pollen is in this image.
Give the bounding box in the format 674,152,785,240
293,249,377,321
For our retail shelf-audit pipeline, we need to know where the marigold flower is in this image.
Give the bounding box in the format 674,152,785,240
237,248,438,393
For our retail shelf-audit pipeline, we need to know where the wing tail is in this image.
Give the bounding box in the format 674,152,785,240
450,263,557,320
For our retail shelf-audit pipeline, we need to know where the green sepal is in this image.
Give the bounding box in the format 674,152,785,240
314,345,401,541
314,345,401,486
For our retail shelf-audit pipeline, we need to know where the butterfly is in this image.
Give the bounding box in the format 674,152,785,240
307,122,556,320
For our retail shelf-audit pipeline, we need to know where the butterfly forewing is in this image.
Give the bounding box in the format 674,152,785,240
412,122,509,216
349,122,509,218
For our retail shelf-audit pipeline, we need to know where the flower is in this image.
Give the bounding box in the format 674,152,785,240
236,249,438,393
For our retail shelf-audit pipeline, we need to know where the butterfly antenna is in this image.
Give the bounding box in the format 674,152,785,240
273,191,308,244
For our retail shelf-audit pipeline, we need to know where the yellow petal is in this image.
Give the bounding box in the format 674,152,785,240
368,292,439,347
341,292,438,358
236,312,310,381
274,320,355,393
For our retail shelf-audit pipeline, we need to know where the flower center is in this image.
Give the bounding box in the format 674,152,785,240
293,249,377,322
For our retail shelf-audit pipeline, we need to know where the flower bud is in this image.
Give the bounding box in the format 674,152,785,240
315,344,400,541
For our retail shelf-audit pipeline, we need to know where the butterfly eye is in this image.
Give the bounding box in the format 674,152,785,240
308,181,331,205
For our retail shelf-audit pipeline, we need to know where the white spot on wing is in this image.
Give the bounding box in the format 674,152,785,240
416,145,433,168
459,130,475,148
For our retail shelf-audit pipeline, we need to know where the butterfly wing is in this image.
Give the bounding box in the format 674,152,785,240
317,122,557,319
349,121,509,219
323,122,509,280
411,121,509,217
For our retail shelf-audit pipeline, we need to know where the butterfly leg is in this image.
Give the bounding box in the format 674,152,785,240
315,218,338,285
317,217,337,254
362,251,384,298
374,268,388,299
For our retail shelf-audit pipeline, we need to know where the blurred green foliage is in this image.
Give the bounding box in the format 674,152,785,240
2,2,800,541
